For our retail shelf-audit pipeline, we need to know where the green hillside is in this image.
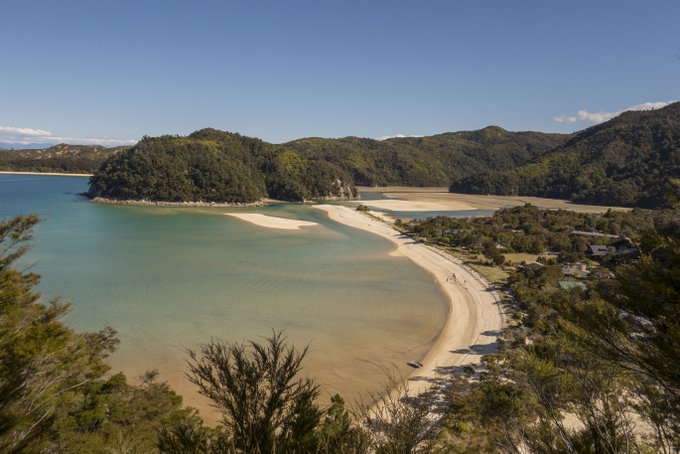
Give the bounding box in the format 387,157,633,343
7,106,677,209
88,129,356,203
286,126,569,186
450,102,680,208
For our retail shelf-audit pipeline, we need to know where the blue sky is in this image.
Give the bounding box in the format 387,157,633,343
1,0,678,145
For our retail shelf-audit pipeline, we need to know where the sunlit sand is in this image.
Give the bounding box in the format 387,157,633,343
314,204,504,397
225,213,319,230
358,186,630,214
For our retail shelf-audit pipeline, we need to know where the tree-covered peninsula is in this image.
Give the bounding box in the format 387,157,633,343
87,129,357,203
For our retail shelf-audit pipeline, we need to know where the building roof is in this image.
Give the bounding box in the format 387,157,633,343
588,245,611,256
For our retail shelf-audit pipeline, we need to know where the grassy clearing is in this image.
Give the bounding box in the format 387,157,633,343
503,252,540,264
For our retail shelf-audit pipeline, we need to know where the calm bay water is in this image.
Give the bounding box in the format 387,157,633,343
0,174,447,412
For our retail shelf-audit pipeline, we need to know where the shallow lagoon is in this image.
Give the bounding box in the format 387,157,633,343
0,174,447,415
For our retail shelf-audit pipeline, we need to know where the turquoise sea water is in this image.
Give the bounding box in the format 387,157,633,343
0,174,447,411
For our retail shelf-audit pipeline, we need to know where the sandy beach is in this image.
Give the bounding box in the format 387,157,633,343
314,204,504,396
225,213,319,230
357,186,630,214
0,170,93,177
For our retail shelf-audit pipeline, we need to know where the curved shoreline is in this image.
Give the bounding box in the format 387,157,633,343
313,204,505,396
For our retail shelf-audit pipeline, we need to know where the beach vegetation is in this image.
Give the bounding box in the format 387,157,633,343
357,376,440,454
411,204,680,452
185,332,323,452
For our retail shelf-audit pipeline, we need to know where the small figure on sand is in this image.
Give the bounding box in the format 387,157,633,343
447,272,457,282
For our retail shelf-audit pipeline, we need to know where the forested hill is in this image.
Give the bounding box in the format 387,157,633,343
0,144,126,173
0,126,571,200
285,127,570,186
450,102,680,208
88,129,356,203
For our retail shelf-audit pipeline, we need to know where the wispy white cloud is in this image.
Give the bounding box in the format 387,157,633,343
376,133,425,141
0,125,137,147
554,100,676,125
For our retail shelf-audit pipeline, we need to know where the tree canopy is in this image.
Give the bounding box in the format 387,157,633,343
450,102,680,208
88,130,357,203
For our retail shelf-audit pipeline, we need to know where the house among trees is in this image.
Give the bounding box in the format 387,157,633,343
588,240,640,259
587,245,612,258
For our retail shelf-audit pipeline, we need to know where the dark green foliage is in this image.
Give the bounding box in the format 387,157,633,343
89,134,268,203
451,102,680,208
440,207,680,453
286,127,569,187
0,126,569,190
0,215,192,453
317,394,366,452
186,332,323,452
0,215,117,452
185,332,373,453
51,370,195,453
89,129,357,203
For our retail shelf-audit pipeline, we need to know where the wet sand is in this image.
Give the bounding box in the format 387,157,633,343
314,204,504,396
358,186,630,213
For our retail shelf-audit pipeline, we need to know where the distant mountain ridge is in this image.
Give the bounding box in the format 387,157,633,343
2,127,571,193
4,105,678,207
0,142,57,150
0,144,127,174
285,126,570,186
450,102,680,208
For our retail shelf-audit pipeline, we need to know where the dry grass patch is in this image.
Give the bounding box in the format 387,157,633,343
503,253,540,264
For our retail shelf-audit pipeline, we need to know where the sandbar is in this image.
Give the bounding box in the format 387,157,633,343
225,213,319,230
314,204,504,396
